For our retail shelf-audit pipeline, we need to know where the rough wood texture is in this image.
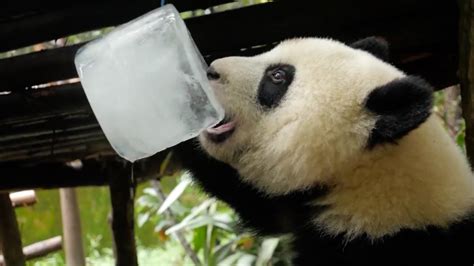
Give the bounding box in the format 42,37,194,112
459,0,474,164
0,236,62,265
108,164,137,266
60,188,85,266
0,0,457,91
0,193,25,266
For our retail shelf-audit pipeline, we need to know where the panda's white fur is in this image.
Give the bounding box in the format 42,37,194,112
198,38,474,239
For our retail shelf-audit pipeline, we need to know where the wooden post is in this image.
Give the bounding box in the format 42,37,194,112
0,193,25,266
60,188,85,266
459,0,474,164
108,163,138,266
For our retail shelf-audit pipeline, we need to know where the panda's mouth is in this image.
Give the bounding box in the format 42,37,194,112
205,116,236,143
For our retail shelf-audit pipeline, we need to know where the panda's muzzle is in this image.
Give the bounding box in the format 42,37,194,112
205,116,236,143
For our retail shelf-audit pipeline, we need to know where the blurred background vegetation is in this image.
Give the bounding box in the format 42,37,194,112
5,0,465,265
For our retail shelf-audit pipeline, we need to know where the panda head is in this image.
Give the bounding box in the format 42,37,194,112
199,37,433,195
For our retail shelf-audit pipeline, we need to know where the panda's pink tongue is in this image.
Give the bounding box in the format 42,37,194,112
206,121,236,135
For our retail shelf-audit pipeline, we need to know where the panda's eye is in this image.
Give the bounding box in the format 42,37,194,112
270,69,286,84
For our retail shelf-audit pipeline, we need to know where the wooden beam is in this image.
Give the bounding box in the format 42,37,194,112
0,150,174,191
0,0,233,53
0,83,108,162
0,83,89,120
0,193,25,266
108,163,137,266
0,44,80,90
0,83,109,162
0,0,457,91
459,0,474,163
0,160,108,191
1,1,232,20
60,188,85,266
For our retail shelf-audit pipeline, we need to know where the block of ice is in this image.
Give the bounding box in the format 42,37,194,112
75,4,224,162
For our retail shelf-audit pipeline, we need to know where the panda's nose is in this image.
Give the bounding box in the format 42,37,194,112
206,66,220,80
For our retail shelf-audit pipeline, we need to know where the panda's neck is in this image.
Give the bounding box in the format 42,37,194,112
315,116,474,239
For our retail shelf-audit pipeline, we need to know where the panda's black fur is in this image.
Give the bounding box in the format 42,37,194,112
175,37,474,265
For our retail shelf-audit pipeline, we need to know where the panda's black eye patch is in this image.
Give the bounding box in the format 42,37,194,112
258,64,295,109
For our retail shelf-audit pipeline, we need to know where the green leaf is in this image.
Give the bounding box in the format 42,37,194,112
237,254,257,265
166,215,213,234
178,199,216,226
158,177,192,214
142,187,158,197
154,220,173,233
137,212,150,227
256,237,280,266
218,251,245,265
192,226,207,253
213,221,233,232
213,237,240,263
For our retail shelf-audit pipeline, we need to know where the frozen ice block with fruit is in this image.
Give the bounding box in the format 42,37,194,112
75,4,224,162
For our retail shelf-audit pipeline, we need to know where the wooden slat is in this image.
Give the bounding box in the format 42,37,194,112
1,1,232,20
0,0,458,91
0,160,109,191
0,44,80,91
0,82,106,162
0,0,233,52
0,83,89,120
0,150,174,191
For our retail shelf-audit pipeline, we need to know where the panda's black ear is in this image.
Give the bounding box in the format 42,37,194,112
350,37,389,62
365,76,433,148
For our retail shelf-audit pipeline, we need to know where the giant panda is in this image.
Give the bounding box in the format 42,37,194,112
175,37,474,265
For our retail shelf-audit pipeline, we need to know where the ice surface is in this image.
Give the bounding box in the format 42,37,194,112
75,4,224,162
